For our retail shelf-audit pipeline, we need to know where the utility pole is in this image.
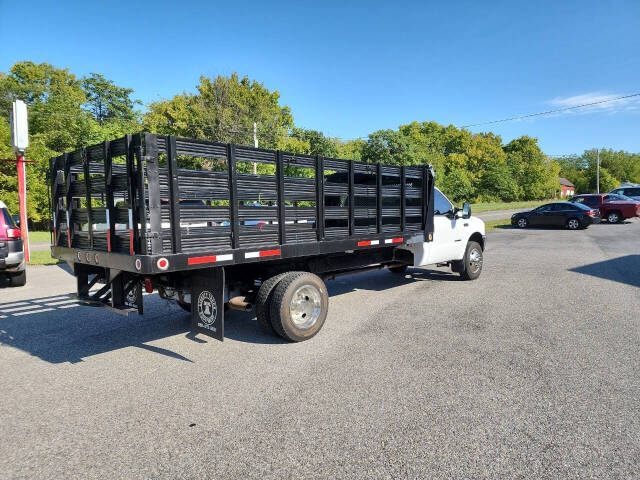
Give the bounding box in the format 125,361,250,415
596,148,600,194
253,122,258,175
9,100,30,262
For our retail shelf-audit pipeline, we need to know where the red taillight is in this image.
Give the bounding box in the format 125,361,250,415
7,228,21,238
586,210,596,217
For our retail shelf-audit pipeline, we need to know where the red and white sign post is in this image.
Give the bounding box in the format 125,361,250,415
10,100,30,262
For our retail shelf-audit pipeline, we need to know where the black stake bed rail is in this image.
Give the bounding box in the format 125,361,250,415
50,133,435,274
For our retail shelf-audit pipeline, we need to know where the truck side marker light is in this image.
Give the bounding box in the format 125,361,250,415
245,249,281,259
357,240,380,247
188,254,233,265
157,258,169,270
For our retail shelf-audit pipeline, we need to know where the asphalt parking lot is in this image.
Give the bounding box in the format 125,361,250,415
1,220,639,479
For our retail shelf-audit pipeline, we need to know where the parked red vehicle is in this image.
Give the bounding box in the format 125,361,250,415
571,194,640,223
0,200,26,287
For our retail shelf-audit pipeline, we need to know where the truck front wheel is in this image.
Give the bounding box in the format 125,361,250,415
458,241,483,281
269,272,329,342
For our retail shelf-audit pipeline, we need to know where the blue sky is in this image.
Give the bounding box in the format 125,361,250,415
1,0,639,155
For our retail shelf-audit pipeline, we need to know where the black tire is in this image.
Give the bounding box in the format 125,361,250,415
9,270,26,287
255,272,288,334
516,217,528,228
269,271,329,342
459,241,483,281
606,211,621,223
566,218,581,230
388,264,408,275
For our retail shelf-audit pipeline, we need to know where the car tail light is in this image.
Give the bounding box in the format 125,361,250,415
6,228,21,238
586,210,596,217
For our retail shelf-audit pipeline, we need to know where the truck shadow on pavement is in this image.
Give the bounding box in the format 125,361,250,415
569,255,640,288
0,268,457,363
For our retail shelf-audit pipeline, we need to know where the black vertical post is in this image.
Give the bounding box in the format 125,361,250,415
133,135,149,254
227,144,240,249
315,155,324,241
167,136,182,253
276,150,286,245
103,140,116,252
422,165,428,232
376,163,382,234
50,157,60,246
144,133,162,254
124,135,138,254
348,160,354,236
82,149,94,249
400,166,406,232
63,153,74,248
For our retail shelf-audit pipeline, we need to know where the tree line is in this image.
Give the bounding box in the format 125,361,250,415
1,61,637,226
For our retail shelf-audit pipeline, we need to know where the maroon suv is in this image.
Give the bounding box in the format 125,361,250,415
571,194,640,223
0,200,26,287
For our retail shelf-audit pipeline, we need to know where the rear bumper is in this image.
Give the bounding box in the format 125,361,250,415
0,251,25,272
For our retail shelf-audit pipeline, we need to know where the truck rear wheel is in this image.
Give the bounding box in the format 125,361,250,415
607,211,621,223
255,273,288,334
459,241,483,281
269,272,329,342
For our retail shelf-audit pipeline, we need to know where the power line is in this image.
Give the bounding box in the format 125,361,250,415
460,93,640,129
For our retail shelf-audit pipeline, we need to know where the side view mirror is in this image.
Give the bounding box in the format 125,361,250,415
462,202,471,219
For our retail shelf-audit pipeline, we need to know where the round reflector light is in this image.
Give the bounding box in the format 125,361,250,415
157,258,169,270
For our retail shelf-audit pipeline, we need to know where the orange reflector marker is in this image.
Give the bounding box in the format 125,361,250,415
245,249,281,259
385,237,404,244
357,240,380,247
187,254,233,265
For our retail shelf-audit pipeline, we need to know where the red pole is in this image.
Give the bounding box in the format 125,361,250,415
16,153,29,262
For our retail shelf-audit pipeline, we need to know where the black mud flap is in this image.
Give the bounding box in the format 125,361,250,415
190,267,225,341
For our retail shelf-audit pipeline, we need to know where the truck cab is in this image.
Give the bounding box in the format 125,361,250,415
401,188,486,279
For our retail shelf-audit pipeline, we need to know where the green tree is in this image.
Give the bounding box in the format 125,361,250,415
290,128,339,157
144,73,293,149
82,73,140,123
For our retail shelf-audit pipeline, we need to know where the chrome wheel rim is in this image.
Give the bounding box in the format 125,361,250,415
608,213,618,223
517,219,527,228
568,219,579,229
469,248,483,274
289,285,322,330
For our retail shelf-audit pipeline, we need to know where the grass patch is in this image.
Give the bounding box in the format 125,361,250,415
484,219,513,231
27,250,63,265
28,231,51,243
471,199,550,213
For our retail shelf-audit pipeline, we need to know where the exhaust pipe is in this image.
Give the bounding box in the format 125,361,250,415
228,296,252,311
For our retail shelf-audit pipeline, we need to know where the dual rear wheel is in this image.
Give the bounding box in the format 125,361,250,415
256,271,329,342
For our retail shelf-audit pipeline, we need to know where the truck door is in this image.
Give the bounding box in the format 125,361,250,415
427,189,465,264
